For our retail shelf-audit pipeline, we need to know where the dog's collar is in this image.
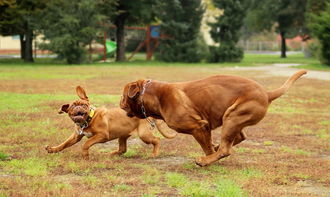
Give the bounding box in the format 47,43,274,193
76,106,95,135
140,80,156,129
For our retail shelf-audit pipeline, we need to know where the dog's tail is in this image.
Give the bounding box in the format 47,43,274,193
154,120,177,139
267,69,307,102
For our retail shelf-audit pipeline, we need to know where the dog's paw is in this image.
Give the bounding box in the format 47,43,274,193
195,157,209,167
109,150,124,156
45,145,56,153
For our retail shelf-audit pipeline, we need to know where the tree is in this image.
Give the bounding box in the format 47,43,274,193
0,0,46,62
155,0,205,62
112,0,157,61
248,0,307,58
308,2,330,65
39,0,108,64
207,0,248,63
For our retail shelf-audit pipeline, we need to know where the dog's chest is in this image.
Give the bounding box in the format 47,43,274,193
77,128,94,138
82,131,93,138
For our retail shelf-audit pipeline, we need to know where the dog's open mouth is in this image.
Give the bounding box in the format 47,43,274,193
72,115,85,124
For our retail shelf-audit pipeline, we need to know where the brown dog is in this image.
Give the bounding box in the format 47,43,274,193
46,86,176,160
120,70,307,166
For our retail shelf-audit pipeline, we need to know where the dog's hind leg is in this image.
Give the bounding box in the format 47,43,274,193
233,131,247,146
110,135,131,156
195,118,244,166
195,100,266,166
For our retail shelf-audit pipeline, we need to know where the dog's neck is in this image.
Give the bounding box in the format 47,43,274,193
139,80,156,128
139,81,165,120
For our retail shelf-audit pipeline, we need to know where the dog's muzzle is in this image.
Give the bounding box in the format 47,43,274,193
72,115,85,124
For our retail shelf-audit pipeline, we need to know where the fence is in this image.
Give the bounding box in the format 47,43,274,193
238,40,304,52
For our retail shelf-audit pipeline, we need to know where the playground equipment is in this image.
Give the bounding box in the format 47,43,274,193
128,25,161,61
103,25,165,61
105,40,117,55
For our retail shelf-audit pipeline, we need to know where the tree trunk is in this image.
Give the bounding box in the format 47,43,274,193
115,14,127,62
19,34,26,60
280,31,287,58
24,27,34,62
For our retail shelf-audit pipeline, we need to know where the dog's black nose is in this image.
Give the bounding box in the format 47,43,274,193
127,113,134,118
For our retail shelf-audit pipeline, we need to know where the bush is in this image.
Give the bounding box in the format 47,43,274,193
155,0,205,62
39,0,107,64
308,3,330,66
207,0,247,63
304,40,320,58
208,44,243,63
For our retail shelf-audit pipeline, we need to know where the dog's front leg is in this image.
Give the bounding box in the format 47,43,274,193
46,132,83,153
82,134,107,160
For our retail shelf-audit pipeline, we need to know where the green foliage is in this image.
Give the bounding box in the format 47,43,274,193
0,0,47,62
155,0,205,62
207,0,247,62
246,0,307,58
112,0,158,61
39,0,108,64
248,0,307,38
308,2,330,66
208,45,243,63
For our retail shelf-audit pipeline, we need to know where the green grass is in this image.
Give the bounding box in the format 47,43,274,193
242,53,318,65
319,120,330,126
215,179,247,197
0,92,120,112
0,69,97,80
316,129,330,140
292,173,311,180
140,168,161,185
235,168,263,179
280,146,312,156
83,175,101,187
263,141,274,146
122,148,139,158
0,53,328,70
165,172,188,188
268,104,305,114
113,184,133,192
296,63,330,71
180,181,214,197
0,152,9,161
3,158,49,176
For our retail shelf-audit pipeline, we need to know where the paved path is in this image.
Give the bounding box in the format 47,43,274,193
226,63,330,81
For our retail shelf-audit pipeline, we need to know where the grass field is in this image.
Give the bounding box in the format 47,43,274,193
0,54,330,197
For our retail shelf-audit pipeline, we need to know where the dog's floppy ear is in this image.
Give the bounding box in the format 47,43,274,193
58,104,70,114
76,86,89,101
127,83,140,99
